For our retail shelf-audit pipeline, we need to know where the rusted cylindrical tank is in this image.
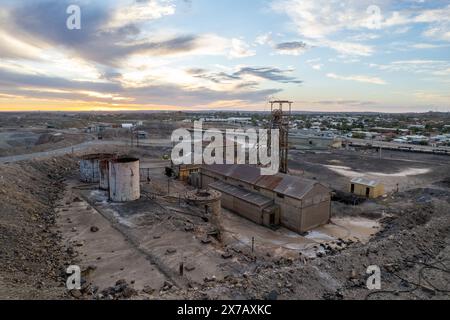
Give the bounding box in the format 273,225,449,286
80,154,116,184
80,154,101,183
99,159,111,190
109,158,140,202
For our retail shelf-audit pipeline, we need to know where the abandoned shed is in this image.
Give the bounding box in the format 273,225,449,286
200,164,332,234
174,164,201,181
350,177,385,199
137,131,148,139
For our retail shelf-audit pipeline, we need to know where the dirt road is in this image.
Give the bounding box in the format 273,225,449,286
0,139,172,164
0,141,115,164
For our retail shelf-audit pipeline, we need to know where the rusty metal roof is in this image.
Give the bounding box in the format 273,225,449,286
255,175,284,190
202,164,237,177
228,165,262,185
202,164,328,200
271,174,316,199
209,181,273,208
351,177,380,187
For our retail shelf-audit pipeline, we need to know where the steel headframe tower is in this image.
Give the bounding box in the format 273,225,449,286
269,100,292,174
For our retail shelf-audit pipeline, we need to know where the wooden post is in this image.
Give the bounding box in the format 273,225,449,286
179,262,184,276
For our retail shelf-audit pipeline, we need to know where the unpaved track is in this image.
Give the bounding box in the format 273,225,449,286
57,182,170,296
0,141,124,164
0,139,172,164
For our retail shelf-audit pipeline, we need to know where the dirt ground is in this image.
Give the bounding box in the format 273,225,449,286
0,128,91,157
0,156,78,299
0,146,449,300
289,149,450,193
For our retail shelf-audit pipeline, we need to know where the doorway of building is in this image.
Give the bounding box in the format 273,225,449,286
366,187,370,198
351,184,355,193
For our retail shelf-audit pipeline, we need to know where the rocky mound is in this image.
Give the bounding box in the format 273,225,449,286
0,156,77,299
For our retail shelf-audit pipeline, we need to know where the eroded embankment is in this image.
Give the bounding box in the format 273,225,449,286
0,156,77,299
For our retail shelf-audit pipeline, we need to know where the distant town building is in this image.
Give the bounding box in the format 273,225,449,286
122,123,134,129
202,117,252,124
406,135,429,144
408,124,425,130
289,132,341,150
136,131,148,139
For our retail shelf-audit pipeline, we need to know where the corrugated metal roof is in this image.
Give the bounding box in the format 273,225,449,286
271,174,316,199
351,177,380,187
202,164,237,177
204,164,262,184
256,175,284,190
202,164,327,200
229,165,262,185
209,180,273,207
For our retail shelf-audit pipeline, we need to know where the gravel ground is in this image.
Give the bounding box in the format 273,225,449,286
0,156,78,299
0,155,449,300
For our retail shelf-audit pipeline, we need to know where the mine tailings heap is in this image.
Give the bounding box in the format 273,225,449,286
109,157,141,202
80,154,116,183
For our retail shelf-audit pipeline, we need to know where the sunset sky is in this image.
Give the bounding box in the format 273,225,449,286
0,0,449,112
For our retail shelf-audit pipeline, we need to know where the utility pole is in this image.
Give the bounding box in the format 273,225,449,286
179,262,184,276
130,128,134,147
136,130,139,148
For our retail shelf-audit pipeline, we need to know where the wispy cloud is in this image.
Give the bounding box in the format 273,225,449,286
327,73,387,85
189,66,302,85
370,59,450,77
107,0,176,28
410,43,449,49
229,38,256,58
0,0,449,112
271,0,450,57
275,41,308,55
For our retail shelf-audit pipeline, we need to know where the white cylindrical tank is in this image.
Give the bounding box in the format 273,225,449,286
109,158,140,202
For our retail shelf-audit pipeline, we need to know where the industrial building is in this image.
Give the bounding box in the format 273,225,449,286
350,177,385,199
199,164,332,234
173,164,201,182
289,133,342,150
210,180,281,228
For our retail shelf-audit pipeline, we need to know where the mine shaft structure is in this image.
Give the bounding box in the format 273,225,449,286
269,100,292,174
